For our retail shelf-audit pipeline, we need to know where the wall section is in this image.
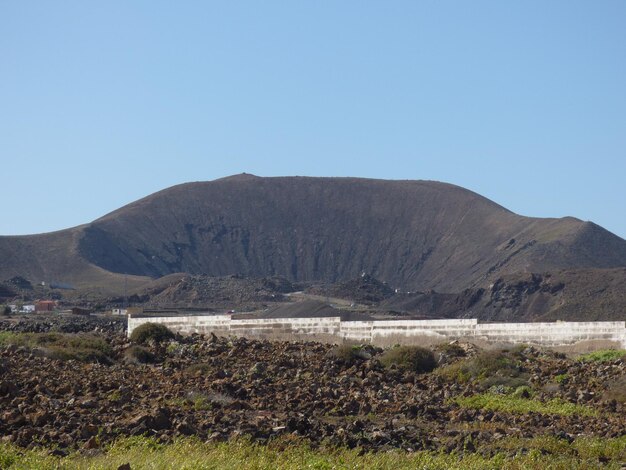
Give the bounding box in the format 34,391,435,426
127,315,626,349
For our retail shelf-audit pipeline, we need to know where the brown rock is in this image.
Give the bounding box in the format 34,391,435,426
84,436,99,449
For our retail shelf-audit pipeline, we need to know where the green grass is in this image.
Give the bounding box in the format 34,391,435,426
0,331,20,345
483,435,626,463
454,393,597,417
0,332,112,364
1,435,625,469
577,349,626,363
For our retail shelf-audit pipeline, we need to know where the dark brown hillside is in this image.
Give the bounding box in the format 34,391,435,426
0,228,149,293
1,175,626,297
77,175,626,291
379,268,626,322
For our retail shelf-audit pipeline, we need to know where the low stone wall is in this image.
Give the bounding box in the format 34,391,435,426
127,314,626,349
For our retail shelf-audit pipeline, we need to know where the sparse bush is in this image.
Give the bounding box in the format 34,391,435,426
512,385,534,399
437,349,527,386
481,375,530,391
130,323,174,345
1,305,10,316
578,349,626,363
124,345,156,364
435,342,466,358
170,391,235,410
107,390,122,402
470,350,521,377
554,373,569,384
166,342,185,356
332,343,371,365
379,346,436,374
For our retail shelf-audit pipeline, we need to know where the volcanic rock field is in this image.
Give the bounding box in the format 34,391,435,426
0,315,624,467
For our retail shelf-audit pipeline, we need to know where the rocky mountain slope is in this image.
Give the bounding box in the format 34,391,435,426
1,175,625,298
379,268,626,322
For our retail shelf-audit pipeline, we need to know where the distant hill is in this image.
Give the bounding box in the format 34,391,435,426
379,268,626,322
1,175,626,300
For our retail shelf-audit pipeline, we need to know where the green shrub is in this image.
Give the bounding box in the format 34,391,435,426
554,373,569,383
332,343,371,365
512,385,534,399
437,350,525,385
124,345,156,364
379,346,437,374
130,323,175,344
578,349,626,363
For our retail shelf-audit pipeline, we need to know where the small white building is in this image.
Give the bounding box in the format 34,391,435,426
111,308,128,316
21,305,35,313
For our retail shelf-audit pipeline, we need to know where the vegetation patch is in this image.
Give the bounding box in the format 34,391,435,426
2,435,625,469
483,435,626,463
123,345,156,364
332,343,372,365
437,349,529,389
0,332,112,364
434,342,466,358
454,392,597,416
578,349,626,363
379,345,437,373
554,373,569,383
130,323,175,345
169,391,235,411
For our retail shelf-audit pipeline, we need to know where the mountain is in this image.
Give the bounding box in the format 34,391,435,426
1,174,626,295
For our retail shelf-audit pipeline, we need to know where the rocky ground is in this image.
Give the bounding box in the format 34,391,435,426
0,314,125,335
0,319,624,460
129,274,298,310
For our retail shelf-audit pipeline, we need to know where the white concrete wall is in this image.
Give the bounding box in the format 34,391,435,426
127,314,626,349
127,314,231,336
230,317,341,337
474,321,626,346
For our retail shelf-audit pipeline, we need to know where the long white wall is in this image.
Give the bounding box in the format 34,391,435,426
127,315,626,349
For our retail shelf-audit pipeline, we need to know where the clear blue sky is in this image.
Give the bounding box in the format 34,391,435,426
2,1,625,238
